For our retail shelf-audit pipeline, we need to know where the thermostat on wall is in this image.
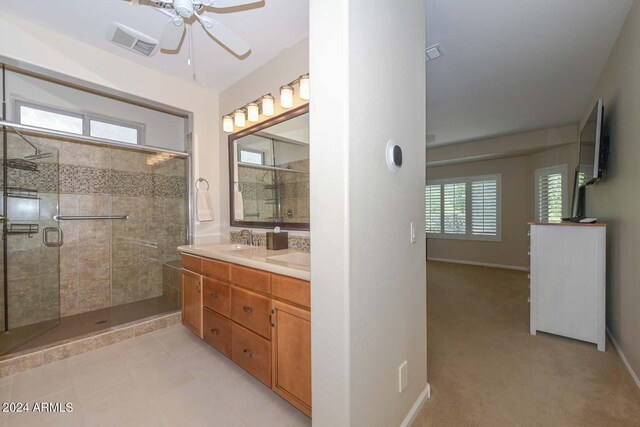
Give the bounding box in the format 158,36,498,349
386,140,402,173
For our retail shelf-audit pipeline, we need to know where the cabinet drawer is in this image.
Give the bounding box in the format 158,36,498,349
231,287,271,339
272,275,310,309
231,265,271,294
232,323,271,387
203,309,232,358
203,277,231,317
181,254,202,274
203,258,231,281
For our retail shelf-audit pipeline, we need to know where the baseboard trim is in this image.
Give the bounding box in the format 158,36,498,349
399,382,431,427
606,328,640,390
427,257,529,272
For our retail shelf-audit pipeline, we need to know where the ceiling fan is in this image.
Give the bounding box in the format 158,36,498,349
129,0,261,57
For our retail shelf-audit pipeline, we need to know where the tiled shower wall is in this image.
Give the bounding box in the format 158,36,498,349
4,132,187,325
237,159,309,224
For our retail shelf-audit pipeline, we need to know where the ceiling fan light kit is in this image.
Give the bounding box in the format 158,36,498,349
222,75,310,134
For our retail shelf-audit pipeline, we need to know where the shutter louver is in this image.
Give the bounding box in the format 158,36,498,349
471,179,497,236
444,182,466,234
538,173,563,223
425,185,442,233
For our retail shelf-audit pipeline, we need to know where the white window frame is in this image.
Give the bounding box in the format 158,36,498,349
426,174,502,242
534,164,568,223
14,99,146,145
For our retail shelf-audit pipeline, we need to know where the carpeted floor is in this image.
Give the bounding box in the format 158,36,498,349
412,261,640,427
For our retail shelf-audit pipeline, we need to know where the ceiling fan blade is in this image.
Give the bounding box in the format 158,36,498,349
201,0,262,7
196,15,250,56
160,17,185,50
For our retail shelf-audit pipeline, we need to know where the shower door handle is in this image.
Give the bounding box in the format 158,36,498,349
43,227,64,247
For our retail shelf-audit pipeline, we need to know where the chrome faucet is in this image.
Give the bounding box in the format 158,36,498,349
238,229,254,246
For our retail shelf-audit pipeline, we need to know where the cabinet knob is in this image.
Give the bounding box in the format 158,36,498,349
243,306,253,314
210,293,218,299
210,328,219,335
242,349,253,358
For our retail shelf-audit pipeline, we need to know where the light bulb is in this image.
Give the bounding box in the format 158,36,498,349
234,109,246,128
247,103,259,122
280,85,294,109
299,74,310,100
262,95,274,116
223,115,234,133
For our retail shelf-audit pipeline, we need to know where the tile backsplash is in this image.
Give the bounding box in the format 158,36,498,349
229,232,311,252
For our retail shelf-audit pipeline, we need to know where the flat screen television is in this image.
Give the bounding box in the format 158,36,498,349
570,98,605,218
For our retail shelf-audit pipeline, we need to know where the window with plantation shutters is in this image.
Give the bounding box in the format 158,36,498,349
535,165,568,223
426,174,501,241
425,184,441,233
471,179,498,236
444,182,466,234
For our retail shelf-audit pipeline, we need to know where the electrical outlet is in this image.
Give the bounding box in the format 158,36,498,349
399,361,408,393
410,222,416,243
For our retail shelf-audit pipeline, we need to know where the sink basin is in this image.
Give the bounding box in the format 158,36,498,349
267,252,311,267
216,244,253,251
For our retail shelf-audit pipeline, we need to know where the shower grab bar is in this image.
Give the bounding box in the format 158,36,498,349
53,215,129,221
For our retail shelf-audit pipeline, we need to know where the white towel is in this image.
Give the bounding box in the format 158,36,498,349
196,187,214,222
234,190,244,221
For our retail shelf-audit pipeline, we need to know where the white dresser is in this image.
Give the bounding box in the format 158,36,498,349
528,222,606,351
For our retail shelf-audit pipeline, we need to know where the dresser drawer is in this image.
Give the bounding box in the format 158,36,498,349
203,277,231,317
203,309,232,358
232,323,271,387
231,265,271,294
203,258,231,281
181,254,202,274
231,287,271,339
271,274,310,309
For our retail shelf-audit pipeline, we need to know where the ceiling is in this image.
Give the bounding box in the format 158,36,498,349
426,0,632,147
1,0,309,92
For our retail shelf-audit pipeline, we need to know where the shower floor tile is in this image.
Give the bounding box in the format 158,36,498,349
1,296,177,356
1,325,311,427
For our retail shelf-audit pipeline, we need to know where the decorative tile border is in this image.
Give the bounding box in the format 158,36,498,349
229,232,311,252
7,163,187,198
0,311,180,378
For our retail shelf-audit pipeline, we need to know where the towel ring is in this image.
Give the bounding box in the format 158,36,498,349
195,178,209,191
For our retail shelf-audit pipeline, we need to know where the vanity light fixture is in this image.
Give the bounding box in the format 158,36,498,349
280,85,294,109
247,103,260,122
234,109,246,127
223,115,234,133
262,95,275,116
221,75,309,133
299,74,310,100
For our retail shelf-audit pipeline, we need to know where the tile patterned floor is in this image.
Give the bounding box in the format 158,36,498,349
0,325,311,427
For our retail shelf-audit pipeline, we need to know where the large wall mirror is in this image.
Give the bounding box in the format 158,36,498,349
229,104,309,230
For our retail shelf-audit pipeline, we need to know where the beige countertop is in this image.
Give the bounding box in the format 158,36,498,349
177,243,311,281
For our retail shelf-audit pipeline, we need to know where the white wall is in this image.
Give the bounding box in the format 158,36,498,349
582,0,640,384
310,0,428,425
0,10,221,241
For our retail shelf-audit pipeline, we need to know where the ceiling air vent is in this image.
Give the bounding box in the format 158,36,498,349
108,22,160,57
426,44,443,62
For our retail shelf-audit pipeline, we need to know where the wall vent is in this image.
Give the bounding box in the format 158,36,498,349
108,22,160,57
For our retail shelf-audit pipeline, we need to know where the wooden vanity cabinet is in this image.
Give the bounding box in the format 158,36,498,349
181,254,311,417
181,269,203,338
271,300,311,416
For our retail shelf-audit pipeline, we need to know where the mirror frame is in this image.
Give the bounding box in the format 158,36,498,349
229,103,310,230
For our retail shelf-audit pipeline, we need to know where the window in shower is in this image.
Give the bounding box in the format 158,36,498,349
16,101,144,145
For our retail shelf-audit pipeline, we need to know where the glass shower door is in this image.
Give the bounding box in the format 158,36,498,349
0,128,61,356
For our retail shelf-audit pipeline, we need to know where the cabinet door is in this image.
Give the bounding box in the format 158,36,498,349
182,270,203,338
271,300,311,417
